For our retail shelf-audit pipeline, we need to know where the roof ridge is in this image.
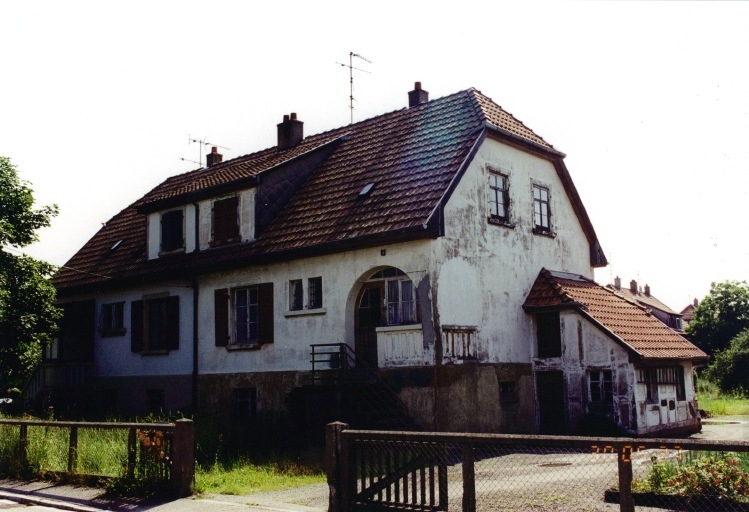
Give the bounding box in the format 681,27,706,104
470,89,554,149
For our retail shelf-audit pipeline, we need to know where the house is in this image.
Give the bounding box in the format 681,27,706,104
606,277,684,332
45,83,707,436
525,270,707,435
680,299,699,330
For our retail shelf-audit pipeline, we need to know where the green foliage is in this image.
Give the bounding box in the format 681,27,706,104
0,156,61,390
706,329,749,396
194,458,325,495
687,280,749,355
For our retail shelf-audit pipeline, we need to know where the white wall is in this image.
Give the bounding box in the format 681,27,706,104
74,284,195,377
435,138,595,363
197,188,256,250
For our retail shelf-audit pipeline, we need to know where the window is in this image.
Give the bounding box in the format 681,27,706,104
589,370,613,403
233,387,257,420
532,184,551,233
130,296,180,353
639,367,685,404
235,287,259,344
308,277,323,309
214,284,274,347
487,171,510,221
289,280,303,311
160,209,184,253
386,278,418,325
100,302,125,336
536,312,561,358
212,196,240,245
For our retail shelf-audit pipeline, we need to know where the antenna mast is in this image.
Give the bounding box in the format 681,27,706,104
337,52,372,124
180,135,230,167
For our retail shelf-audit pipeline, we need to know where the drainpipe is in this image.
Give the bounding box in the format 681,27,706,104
191,202,200,412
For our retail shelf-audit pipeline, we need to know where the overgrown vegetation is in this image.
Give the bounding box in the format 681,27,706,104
634,452,749,502
195,458,325,495
696,379,749,417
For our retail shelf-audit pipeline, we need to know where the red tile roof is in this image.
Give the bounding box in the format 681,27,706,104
605,284,679,316
53,88,601,294
524,269,708,362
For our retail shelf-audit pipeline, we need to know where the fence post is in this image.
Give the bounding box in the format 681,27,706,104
438,442,448,509
68,426,78,475
18,424,28,472
461,441,476,512
617,444,634,512
127,427,137,478
170,419,195,497
327,421,348,512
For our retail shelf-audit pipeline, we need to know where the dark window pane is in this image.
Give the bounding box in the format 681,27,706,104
161,210,184,252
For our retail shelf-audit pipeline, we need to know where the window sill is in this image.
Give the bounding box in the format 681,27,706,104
532,228,556,238
284,308,327,318
159,248,186,256
100,329,127,338
209,238,241,248
140,350,170,356
376,324,422,333
226,344,262,351
487,217,514,229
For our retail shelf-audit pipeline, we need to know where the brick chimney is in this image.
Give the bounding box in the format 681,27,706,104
614,276,621,290
277,112,304,150
644,284,651,296
206,146,223,167
408,82,429,108
630,279,637,294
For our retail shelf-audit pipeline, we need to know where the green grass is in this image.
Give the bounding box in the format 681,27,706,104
697,380,749,417
195,459,325,495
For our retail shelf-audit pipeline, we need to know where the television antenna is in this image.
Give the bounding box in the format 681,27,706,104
336,52,372,124
180,135,230,167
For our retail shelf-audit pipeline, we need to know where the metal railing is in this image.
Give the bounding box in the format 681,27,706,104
310,343,356,384
0,418,194,497
326,422,749,512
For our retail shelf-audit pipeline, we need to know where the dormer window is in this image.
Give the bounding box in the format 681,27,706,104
160,209,184,253
212,196,240,245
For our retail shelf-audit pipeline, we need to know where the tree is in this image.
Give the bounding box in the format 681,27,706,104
0,156,60,391
686,280,749,356
706,329,749,395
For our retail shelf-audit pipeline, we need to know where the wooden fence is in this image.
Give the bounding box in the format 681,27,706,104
0,418,194,497
326,422,749,512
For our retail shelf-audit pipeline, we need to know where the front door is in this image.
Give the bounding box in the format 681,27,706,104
536,371,566,434
355,282,384,368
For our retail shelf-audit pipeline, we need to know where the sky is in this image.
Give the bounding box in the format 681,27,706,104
1,1,748,311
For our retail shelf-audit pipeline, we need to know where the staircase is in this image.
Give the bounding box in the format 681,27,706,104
22,362,95,415
286,344,418,441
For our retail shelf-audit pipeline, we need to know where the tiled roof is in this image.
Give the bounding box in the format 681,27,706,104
524,269,708,362
53,88,592,293
605,284,679,316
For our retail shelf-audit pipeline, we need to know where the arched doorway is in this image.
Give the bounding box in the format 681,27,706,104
354,267,420,368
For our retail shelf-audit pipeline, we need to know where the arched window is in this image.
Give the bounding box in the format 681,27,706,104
366,268,420,325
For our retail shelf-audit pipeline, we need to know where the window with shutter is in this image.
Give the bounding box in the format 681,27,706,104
211,196,240,245
130,296,179,353
160,209,184,253
224,283,274,347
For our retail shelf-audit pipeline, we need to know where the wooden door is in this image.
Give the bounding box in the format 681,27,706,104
355,282,384,368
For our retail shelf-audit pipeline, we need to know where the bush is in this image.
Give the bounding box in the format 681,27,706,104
706,329,749,396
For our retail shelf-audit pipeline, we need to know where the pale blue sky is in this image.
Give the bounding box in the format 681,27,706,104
2,1,748,311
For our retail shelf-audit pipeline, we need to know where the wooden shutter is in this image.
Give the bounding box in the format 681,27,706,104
257,283,274,344
214,288,229,347
131,300,144,352
165,295,180,350
212,197,239,244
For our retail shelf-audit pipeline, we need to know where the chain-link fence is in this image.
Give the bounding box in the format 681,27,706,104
327,423,749,511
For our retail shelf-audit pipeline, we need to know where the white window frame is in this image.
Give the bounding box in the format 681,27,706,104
532,183,551,233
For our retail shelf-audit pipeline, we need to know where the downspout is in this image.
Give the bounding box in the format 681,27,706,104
191,202,200,412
